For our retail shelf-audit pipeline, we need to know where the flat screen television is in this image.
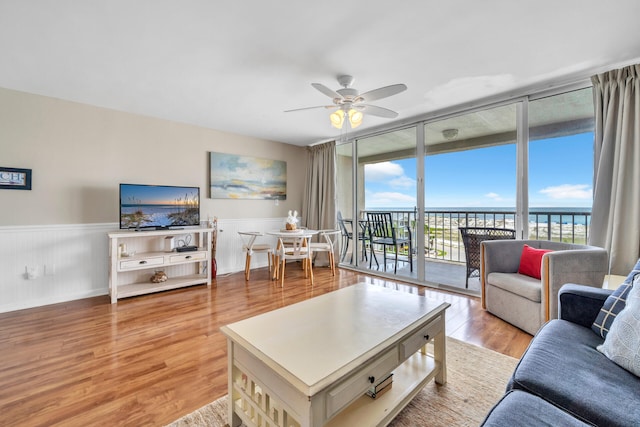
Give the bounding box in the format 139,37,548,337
119,183,200,230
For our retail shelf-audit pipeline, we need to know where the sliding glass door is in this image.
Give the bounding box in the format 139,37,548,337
336,86,595,296
423,104,518,291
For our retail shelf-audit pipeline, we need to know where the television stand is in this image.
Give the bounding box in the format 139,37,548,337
107,227,213,303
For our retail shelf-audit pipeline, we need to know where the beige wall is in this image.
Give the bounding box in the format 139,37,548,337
0,87,306,226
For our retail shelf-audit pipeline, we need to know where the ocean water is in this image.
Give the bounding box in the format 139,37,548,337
121,204,195,227
366,207,592,226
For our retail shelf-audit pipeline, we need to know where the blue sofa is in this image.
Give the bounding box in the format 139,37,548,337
482,283,640,426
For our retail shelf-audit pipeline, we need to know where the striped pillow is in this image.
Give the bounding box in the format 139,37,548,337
592,259,640,338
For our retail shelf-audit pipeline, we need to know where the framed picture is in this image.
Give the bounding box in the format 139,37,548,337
209,152,286,200
0,167,32,190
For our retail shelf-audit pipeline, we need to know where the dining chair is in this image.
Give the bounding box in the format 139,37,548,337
309,229,341,275
276,235,313,287
366,212,413,274
238,231,273,281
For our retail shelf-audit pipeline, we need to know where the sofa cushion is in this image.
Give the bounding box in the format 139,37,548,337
487,272,541,302
518,244,552,279
509,319,640,427
481,390,592,427
598,275,640,376
591,278,634,338
592,258,640,338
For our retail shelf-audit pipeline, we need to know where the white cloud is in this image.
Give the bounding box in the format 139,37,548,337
485,192,504,201
389,175,416,188
365,162,404,182
539,184,592,200
366,191,416,208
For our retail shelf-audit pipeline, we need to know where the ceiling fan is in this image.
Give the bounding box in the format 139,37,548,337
285,75,407,129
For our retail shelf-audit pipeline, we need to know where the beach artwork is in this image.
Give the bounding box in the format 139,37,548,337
209,152,286,200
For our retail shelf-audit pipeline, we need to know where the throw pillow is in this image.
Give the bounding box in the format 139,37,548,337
518,244,552,279
597,274,640,377
592,258,640,338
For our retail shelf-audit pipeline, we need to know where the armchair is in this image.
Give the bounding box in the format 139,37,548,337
481,239,608,335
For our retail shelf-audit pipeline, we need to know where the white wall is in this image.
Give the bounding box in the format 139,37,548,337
0,87,307,312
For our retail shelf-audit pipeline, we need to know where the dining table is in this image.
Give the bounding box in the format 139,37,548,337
266,228,318,281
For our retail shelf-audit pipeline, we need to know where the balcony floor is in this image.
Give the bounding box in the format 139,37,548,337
344,255,481,294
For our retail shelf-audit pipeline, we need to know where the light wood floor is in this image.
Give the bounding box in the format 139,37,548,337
0,265,532,427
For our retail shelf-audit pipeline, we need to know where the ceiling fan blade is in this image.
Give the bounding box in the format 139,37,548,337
358,104,399,118
311,83,341,99
359,84,407,102
284,105,335,113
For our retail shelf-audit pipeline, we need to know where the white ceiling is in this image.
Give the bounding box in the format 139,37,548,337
1,1,639,147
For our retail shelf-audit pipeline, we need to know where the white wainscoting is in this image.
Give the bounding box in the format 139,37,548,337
0,218,285,313
0,223,113,313
215,218,285,275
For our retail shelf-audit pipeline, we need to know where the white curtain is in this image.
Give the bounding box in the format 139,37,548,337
589,64,640,274
302,141,336,231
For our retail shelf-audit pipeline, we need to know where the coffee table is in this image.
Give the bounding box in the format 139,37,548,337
220,283,450,427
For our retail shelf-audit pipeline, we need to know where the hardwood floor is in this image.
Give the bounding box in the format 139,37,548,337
0,266,532,427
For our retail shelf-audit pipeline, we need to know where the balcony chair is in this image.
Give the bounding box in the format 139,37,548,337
481,239,608,335
309,229,341,275
275,235,313,287
459,227,516,288
337,211,368,263
238,231,273,281
366,212,413,274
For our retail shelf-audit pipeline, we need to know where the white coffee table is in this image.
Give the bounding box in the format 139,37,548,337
220,283,450,427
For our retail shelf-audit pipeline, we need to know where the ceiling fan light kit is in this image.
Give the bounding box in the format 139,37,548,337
330,108,363,129
286,75,406,130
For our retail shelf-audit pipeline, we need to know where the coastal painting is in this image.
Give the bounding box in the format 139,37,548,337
209,152,286,200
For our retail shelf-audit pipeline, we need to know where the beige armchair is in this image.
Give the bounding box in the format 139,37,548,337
481,240,608,335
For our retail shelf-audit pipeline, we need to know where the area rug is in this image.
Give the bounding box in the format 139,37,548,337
167,337,518,427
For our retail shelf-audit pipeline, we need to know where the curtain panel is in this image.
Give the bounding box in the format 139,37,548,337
589,64,640,274
302,140,336,232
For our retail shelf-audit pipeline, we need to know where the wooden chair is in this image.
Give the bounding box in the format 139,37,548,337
459,227,515,288
309,230,341,275
238,231,273,281
366,212,413,274
276,235,313,287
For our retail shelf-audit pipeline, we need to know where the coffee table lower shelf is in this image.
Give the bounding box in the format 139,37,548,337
324,352,439,427
231,351,439,427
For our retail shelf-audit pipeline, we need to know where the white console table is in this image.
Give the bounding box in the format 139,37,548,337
221,283,450,427
107,227,213,303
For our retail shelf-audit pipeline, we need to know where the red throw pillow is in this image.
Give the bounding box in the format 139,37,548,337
518,244,553,279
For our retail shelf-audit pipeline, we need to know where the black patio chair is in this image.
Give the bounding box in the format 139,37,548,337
337,211,368,263
458,227,516,288
366,212,413,274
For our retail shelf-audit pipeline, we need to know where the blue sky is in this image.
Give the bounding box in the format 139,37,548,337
364,133,594,209
121,184,199,205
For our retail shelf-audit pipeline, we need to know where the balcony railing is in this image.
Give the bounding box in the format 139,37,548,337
360,208,591,265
